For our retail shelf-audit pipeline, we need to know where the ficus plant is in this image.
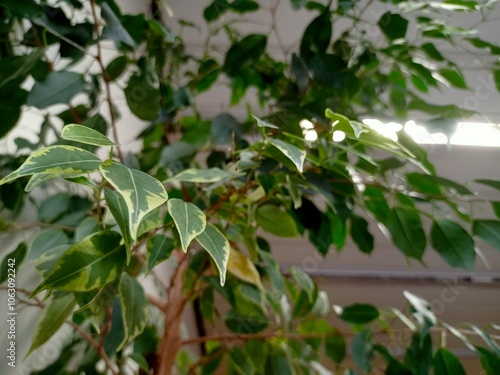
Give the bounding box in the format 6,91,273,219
0,0,500,374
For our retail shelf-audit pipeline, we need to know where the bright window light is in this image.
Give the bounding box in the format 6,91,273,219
300,119,315,129
404,121,448,145
304,129,318,141
332,130,346,142
362,119,402,141
450,122,500,147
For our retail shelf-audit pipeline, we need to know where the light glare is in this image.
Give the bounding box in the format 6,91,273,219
332,130,346,142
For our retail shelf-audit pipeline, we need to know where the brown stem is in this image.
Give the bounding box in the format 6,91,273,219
89,0,124,163
156,251,189,375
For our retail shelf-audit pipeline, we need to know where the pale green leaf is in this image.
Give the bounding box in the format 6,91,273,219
27,294,76,357
256,204,299,238
197,223,230,285
227,250,263,289
137,208,162,238
268,138,306,173
61,124,118,146
119,273,149,350
35,244,70,277
27,71,85,109
75,217,100,242
253,115,279,129
167,198,206,252
0,146,101,185
100,160,168,240
104,188,133,261
28,228,68,261
169,167,231,183
32,231,126,295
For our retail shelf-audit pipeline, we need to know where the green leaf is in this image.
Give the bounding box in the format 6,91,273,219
431,219,475,272
146,235,175,273
439,68,468,89
491,202,500,219
0,243,27,283
325,332,346,364
253,115,279,129
197,223,230,286
169,168,231,183
421,42,445,61
385,207,426,260
75,217,100,242
61,124,117,146
28,229,69,261
224,307,268,334
227,250,263,289
119,273,149,350
0,146,102,186
27,71,85,109
223,34,267,77
379,12,408,40
338,303,379,324
290,266,315,301
473,220,500,250
104,188,134,258
167,198,206,252
0,87,28,138
475,179,500,191
101,3,136,48
105,55,128,81
433,348,466,375
35,245,70,278
350,215,374,254
100,160,168,241
256,204,299,238
477,346,500,375
124,73,161,121
352,329,373,373
32,231,126,295
211,113,243,145
204,0,230,22
229,347,255,375
27,294,76,357
300,12,332,61
268,138,306,173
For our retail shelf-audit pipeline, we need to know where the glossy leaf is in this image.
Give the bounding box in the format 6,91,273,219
227,249,263,289
338,303,379,324
61,124,117,146
256,204,299,238
385,207,426,260
27,294,76,356
197,223,230,286
146,235,175,273
32,231,126,295
119,273,149,350
431,219,475,272
100,160,169,240
433,348,466,375
27,71,85,109
0,146,101,186
168,198,206,252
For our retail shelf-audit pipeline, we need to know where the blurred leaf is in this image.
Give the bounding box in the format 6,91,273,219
227,250,263,289
0,243,27,283
325,332,346,364
431,219,475,272
385,207,426,260
124,73,160,121
146,235,175,273
223,34,267,77
352,329,373,373
439,68,468,89
256,204,299,238
379,13,408,40
27,71,85,109
300,12,332,61
268,138,306,173
433,348,466,375
350,215,374,254
338,303,379,324
473,220,500,250
105,55,128,81
101,3,136,48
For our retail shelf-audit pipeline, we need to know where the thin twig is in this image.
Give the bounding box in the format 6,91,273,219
89,0,124,162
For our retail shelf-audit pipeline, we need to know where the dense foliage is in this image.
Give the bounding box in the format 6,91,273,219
1,0,500,374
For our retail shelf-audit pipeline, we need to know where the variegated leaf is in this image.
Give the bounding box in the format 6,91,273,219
197,223,231,285
146,235,175,274
100,160,168,240
27,293,76,357
104,188,133,261
61,124,118,146
32,231,126,295
26,172,85,192
0,146,102,185
137,208,162,238
169,168,231,183
35,244,70,277
227,250,263,289
253,115,279,129
268,138,306,173
119,273,149,350
168,198,206,252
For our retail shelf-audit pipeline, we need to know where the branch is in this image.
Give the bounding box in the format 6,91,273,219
89,0,123,163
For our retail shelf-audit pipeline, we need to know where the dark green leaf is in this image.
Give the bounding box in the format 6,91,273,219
211,113,243,144
228,347,255,375
101,3,136,48
0,243,27,283
325,332,346,363
119,273,149,349
204,0,230,21
224,307,268,334
300,12,332,61
339,303,379,324
433,348,466,375
223,34,267,77
431,219,475,272
379,13,408,40
124,73,161,121
385,207,426,260
350,215,374,254
146,235,175,273
421,42,445,61
105,56,128,81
